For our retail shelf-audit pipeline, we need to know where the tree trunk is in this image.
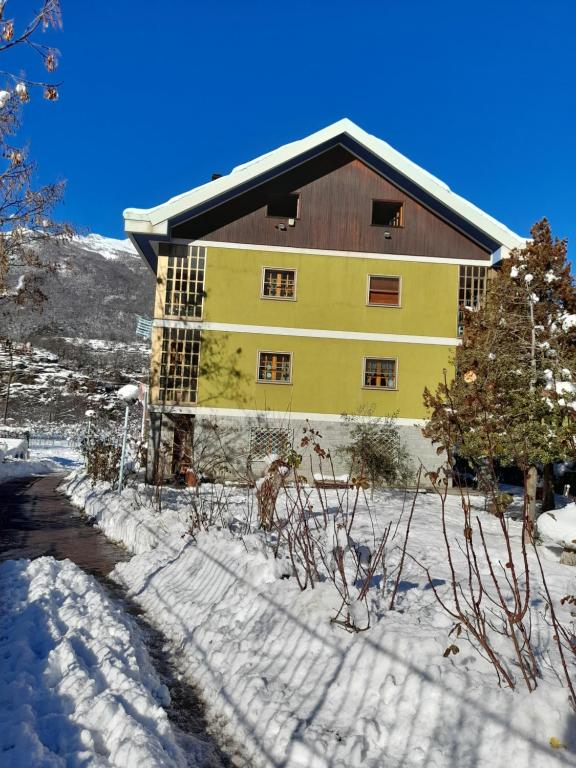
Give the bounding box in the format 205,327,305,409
542,462,556,512
525,465,538,542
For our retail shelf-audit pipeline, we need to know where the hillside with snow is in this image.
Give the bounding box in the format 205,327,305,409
0,234,154,426
2,233,154,344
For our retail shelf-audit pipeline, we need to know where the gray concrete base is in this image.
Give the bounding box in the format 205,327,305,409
146,410,441,487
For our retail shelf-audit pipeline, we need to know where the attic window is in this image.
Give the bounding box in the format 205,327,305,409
267,194,299,219
372,200,404,228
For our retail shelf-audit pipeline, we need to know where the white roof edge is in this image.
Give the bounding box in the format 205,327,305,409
123,118,527,251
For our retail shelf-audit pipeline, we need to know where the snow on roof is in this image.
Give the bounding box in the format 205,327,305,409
124,118,526,251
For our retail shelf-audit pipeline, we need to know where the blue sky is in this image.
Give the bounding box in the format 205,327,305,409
14,1,576,254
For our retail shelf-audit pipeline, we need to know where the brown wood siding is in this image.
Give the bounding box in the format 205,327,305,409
172,147,491,261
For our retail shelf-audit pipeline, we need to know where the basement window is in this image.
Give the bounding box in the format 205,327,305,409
267,194,299,219
372,200,404,228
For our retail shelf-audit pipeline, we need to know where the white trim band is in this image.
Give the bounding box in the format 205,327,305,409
153,319,459,347
149,404,428,426
180,239,494,267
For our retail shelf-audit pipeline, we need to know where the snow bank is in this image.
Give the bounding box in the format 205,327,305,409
0,457,60,484
0,437,28,460
29,441,83,470
102,486,576,767
0,556,186,767
538,503,576,548
62,472,189,555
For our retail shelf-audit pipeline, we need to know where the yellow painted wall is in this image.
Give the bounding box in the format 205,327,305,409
196,330,453,419
151,245,460,416
201,246,459,338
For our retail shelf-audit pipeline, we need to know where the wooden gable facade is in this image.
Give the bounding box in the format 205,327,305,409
172,145,491,262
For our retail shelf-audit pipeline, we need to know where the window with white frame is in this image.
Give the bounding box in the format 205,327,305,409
262,268,296,299
368,275,401,306
363,358,397,389
257,351,292,383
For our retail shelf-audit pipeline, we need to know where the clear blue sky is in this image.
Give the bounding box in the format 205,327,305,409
15,0,576,254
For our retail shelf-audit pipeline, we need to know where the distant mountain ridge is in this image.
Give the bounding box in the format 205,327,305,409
71,233,140,261
3,232,155,344
0,233,155,426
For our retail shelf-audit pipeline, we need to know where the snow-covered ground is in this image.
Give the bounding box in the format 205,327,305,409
0,436,28,460
0,457,61,483
62,471,576,768
0,340,149,425
0,556,186,767
29,440,83,471
0,440,82,484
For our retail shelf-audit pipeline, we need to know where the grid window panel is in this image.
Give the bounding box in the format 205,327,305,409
364,358,397,389
368,275,400,306
249,428,292,459
163,244,206,319
257,352,292,383
158,327,201,404
458,265,487,335
263,268,296,299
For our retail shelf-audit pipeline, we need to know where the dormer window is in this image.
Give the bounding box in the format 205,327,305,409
267,194,299,219
372,200,403,228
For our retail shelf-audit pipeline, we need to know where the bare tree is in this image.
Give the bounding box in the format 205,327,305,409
0,1,70,307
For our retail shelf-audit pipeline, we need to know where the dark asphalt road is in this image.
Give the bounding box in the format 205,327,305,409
0,472,128,576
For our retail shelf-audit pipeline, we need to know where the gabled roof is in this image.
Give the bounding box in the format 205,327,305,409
124,118,526,257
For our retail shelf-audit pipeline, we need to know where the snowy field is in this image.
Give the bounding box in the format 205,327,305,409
0,440,82,483
29,439,83,471
0,556,187,767
63,471,576,768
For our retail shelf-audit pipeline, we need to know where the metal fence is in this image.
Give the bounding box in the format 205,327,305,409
29,434,70,449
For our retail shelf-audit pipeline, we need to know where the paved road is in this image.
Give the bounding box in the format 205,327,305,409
0,473,128,576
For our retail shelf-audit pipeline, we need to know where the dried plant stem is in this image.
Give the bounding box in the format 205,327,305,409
389,466,422,610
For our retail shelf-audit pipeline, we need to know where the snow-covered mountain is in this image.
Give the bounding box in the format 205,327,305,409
72,233,139,261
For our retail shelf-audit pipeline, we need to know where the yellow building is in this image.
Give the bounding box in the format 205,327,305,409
124,119,525,480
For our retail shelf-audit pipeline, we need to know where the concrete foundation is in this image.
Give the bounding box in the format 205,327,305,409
146,409,441,486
